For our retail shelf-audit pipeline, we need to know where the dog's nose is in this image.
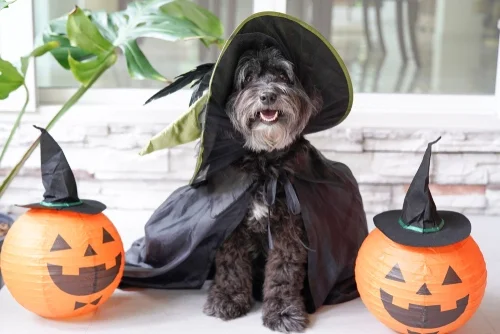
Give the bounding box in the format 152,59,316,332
260,92,277,105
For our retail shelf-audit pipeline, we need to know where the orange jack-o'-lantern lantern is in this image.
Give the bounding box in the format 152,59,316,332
355,138,487,334
0,126,124,319
1,210,124,318
356,229,486,334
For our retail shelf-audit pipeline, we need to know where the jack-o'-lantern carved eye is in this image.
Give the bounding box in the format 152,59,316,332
50,234,72,252
384,264,463,286
103,228,115,243
385,263,405,283
50,228,115,254
442,266,462,285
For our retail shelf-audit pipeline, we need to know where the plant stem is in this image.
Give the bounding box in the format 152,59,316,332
0,84,29,166
0,57,112,200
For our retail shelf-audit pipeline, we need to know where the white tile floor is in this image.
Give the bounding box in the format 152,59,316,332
1,213,499,334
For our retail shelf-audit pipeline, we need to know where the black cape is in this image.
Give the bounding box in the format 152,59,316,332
120,11,369,313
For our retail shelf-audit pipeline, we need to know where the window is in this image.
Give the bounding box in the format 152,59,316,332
4,0,500,117
0,0,36,112
33,0,255,89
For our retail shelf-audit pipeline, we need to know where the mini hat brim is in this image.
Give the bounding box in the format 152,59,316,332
17,199,106,215
374,210,471,247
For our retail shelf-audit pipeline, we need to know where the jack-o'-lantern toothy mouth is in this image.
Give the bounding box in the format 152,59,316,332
380,288,469,330
47,253,122,296
407,330,439,334
74,296,102,310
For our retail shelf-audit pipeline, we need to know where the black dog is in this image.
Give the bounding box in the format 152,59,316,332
203,46,323,333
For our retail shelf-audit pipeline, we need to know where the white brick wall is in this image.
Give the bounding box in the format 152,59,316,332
2,118,500,218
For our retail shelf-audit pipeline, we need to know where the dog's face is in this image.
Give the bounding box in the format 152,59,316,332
226,47,322,152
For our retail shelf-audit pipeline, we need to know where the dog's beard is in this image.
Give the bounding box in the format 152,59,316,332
227,80,320,152
225,46,322,152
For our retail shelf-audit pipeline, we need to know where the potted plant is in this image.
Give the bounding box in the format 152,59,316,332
0,0,224,223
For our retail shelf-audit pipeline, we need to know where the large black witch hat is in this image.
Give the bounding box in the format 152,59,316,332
137,11,353,185
18,126,106,214
374,137,471,247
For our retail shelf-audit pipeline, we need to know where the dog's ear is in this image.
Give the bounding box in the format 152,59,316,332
310,88,324,115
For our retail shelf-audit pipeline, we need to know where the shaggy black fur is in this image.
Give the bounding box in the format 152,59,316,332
203,47,322,333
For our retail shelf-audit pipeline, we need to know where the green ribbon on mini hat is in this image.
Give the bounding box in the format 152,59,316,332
398,218,445,233
40,200,83,208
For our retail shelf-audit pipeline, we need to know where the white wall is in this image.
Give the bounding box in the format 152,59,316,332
2,102,500,221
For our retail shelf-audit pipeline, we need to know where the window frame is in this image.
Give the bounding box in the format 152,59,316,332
0,0,36,113
1,0,498,121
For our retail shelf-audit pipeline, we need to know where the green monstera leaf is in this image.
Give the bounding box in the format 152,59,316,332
0,41,60,165
0,0,224,200
0,0,17,11
159,0,223,46
42,0,224,84
42,15,95,70
0,41,60,100
0,58,23,100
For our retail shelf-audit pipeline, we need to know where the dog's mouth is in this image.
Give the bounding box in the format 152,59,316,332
256,109,282,124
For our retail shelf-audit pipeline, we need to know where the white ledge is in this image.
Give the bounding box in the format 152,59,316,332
0,214,499,333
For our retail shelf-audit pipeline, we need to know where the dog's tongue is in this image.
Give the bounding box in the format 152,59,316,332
261,110,277,117
260,110,278,121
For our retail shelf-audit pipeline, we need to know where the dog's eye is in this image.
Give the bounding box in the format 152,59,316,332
279,73,290,83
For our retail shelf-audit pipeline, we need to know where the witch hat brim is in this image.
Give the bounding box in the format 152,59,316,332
17,126,106,215
139,11,353,186
374,210,471,247
18,199,106,215
374,137,471,247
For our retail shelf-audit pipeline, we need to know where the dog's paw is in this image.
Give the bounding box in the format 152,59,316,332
262,301,309,333
203,289,252,321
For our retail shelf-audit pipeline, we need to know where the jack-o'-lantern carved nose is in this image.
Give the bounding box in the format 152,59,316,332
84,245,97,257
416,283,432,296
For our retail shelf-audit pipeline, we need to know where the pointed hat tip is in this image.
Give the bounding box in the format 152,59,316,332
33,125,50,138
429,136,442,146
33,125,45,132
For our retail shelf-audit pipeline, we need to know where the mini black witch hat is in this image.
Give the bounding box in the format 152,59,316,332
18,126,106,215
374,137,471,247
